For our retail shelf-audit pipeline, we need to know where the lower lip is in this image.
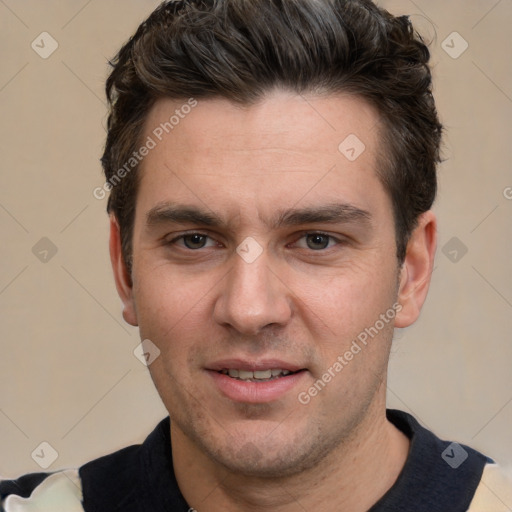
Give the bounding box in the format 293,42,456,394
207,370,307,403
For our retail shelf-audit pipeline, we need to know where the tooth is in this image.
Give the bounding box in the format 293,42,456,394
254,370,272,379
271,369,282,377
228,369,239,378
282,370,291,376
238,370,254,380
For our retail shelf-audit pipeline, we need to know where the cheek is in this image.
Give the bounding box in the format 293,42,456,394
292,261,398,342
132,263,217,353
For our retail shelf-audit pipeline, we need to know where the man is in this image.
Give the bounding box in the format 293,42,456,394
1,0,510,510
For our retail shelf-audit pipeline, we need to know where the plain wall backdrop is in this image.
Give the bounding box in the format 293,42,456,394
1,0,511,480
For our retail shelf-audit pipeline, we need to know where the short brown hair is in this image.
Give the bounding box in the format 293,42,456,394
102,0,442,270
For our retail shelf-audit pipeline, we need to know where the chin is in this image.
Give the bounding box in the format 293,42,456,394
215,449,313,479
200,426,338,479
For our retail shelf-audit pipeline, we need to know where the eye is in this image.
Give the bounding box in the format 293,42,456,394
183,234,208,249
168,233,217,250
294,233,339,251
306,234,331,250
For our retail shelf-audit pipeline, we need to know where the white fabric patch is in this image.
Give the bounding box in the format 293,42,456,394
3,470,84,512
466,463,512,511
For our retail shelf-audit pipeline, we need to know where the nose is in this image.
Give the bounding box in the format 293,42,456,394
213,248,292,335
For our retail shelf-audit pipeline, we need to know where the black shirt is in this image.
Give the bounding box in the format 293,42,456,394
1,409,493,511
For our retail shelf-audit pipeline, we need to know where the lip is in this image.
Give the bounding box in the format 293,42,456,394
205,359,307,404
206,359,304,373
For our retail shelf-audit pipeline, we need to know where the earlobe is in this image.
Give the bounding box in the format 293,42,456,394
109,215,138,327
394,211,437,328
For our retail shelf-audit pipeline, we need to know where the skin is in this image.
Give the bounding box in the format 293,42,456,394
110,90,437,511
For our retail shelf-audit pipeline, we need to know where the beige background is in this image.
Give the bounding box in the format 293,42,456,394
0,0,511,486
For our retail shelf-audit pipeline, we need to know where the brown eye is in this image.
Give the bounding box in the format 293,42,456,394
183,234,208,249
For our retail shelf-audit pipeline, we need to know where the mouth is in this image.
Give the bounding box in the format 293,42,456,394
218,368,300,382
206,360,308,403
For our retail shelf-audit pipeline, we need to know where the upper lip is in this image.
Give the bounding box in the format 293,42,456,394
206,359,305,372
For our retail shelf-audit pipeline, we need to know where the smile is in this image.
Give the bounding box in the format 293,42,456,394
219,368,295,382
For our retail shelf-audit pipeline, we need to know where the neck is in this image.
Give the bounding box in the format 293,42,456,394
172,397,409,512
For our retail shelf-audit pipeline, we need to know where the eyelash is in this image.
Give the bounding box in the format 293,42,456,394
166,231,343,251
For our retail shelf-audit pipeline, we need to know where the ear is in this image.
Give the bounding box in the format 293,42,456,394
109,215,138,326
394,210,437,328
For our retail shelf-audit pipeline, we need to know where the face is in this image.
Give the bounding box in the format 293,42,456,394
111,90,431,477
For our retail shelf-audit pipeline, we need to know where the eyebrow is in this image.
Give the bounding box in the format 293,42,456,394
146,204,221,227
273,203,372,228
145,202,372,230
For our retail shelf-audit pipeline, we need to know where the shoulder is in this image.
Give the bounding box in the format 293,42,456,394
466,463,512,511
0,469,83,512
0,444,143,512
0,443,146,512
1,418,182,512
379,410,498,511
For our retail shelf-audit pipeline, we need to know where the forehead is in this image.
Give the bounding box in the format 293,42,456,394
136,90,388,222
143,90,380,158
